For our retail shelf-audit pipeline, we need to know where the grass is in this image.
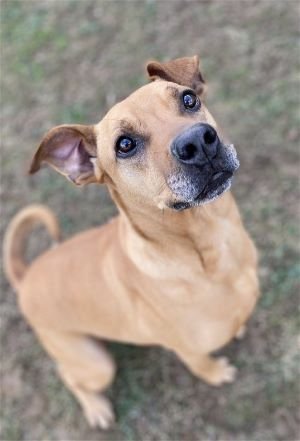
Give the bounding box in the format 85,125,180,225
1,0,299,440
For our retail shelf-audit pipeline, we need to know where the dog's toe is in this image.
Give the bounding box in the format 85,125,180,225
83,394,115,430
208,357,237,386
235,325,247,340
218,357,237,383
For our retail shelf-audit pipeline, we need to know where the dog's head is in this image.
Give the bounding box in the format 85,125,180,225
30,56,239,211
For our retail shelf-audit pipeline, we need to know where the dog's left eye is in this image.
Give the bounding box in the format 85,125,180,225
182,91,200,111
116,136,137,157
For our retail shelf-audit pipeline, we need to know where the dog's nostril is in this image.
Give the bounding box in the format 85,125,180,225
203,129,216,145
181,143,197,160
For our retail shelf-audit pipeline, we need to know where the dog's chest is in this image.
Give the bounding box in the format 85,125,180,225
120,214,258,348
131,260,258,352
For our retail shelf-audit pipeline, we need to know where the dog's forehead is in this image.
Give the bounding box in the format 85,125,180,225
99,81,180,133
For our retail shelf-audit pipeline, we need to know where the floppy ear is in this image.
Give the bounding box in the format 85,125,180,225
29,124,102,185
146,55,206,95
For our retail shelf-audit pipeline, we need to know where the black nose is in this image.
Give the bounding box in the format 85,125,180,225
171,123,219,166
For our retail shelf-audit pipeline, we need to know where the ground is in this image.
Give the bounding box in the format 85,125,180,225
1,1,299,440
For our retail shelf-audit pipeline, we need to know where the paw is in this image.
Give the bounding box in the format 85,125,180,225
235,325,246,340
206,357,237,386
82,394,115,430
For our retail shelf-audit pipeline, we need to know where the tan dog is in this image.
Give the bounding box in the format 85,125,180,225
4,56,259,429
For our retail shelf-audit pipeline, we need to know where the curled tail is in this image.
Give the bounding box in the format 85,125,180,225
3,204,61,290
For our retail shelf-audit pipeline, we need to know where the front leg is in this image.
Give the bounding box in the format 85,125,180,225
176,351,237,386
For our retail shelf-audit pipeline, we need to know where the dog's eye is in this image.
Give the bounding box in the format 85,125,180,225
116,136,137,157
182,91,200,111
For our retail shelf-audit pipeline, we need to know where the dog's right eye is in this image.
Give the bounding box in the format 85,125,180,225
182,90,201,112
116,136,137,158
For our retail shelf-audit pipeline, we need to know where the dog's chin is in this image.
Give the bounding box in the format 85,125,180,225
170,171,233,211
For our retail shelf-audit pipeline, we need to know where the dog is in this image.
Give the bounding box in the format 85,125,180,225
3,56,259,429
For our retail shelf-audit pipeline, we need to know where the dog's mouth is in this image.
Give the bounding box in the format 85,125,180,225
166,141,239,211
171,170,233,211
200,170,233,199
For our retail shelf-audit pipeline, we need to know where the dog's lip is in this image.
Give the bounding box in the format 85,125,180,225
195,170,233,201
170,170,233,211
211,171,225,181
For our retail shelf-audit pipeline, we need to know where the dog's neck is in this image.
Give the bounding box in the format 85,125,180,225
109,188,240,250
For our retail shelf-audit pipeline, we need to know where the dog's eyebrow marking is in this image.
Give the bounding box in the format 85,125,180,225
166,85,179,99
115,119,150,141
119,119,140,133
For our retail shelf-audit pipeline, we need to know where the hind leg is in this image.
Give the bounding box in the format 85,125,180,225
36,330,116,429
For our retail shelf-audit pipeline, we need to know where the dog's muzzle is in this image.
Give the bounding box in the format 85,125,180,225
168,123,239,210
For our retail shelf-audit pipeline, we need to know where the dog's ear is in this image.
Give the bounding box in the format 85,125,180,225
146,55,206,95
29,124,103,185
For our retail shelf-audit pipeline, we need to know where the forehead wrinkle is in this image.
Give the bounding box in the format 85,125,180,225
103,83,182,138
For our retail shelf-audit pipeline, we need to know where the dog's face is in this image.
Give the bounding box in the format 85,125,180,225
97,80,239,211
30,56,239,211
